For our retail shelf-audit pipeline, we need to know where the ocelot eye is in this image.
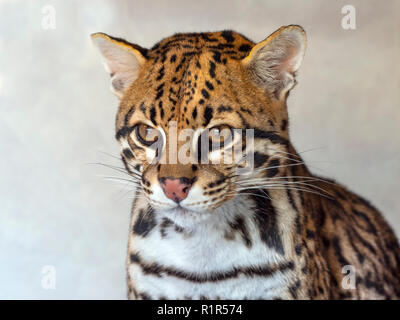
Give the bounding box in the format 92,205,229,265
134,124,159,146
208,125,234,149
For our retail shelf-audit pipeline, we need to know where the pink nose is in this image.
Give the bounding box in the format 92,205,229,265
160,178,192,203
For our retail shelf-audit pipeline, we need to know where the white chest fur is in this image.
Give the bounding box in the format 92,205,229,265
127,196,296,299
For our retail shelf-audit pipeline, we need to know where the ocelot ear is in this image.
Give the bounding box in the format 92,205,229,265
91,33,148,99
242,25,306,100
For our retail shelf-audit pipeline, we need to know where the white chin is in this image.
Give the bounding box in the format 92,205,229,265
158,206,212,229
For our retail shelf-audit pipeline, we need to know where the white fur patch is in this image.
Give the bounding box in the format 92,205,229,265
128,196,296,299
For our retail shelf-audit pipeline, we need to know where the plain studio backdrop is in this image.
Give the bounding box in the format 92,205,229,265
0,0,399,299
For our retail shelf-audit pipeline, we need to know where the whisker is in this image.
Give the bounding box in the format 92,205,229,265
89,162,142,179
272,152,303,164
235,185,333,199
227,191,272,201
260,175,335,184
87,162,129,174
255,161,307,173
115,183,139,201
236,179,332,194
297,146,327,155
236,175,337,189
97,150,122,161
102,176,141,185
139,206,155,225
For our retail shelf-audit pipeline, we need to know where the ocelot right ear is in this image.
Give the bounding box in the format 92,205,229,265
91,33,148,99
242,25,306,100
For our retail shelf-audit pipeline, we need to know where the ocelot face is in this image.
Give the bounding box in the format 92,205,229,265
92,26,306,223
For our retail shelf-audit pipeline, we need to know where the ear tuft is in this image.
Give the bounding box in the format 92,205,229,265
242,25,306,100
91,33,147,99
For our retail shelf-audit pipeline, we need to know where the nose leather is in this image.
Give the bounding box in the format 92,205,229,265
160,178,192,203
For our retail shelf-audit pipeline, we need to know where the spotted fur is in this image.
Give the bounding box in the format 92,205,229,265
92,26,400,300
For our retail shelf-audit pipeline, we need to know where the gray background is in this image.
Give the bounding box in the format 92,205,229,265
0,0,399,299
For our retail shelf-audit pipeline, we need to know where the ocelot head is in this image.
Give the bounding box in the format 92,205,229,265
92,26,306,225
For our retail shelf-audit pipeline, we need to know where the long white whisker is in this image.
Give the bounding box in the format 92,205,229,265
102,176,141,185
235,185,333,199
237,179,331,194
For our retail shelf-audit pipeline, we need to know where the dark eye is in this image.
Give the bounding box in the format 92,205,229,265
209,125,234,149
197,125,234,162
134,124,159,146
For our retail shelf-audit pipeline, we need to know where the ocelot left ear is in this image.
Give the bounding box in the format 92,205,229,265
242,25,306,100
91,33,148,99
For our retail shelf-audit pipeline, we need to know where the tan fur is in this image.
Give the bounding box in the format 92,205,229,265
92,26,400,299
